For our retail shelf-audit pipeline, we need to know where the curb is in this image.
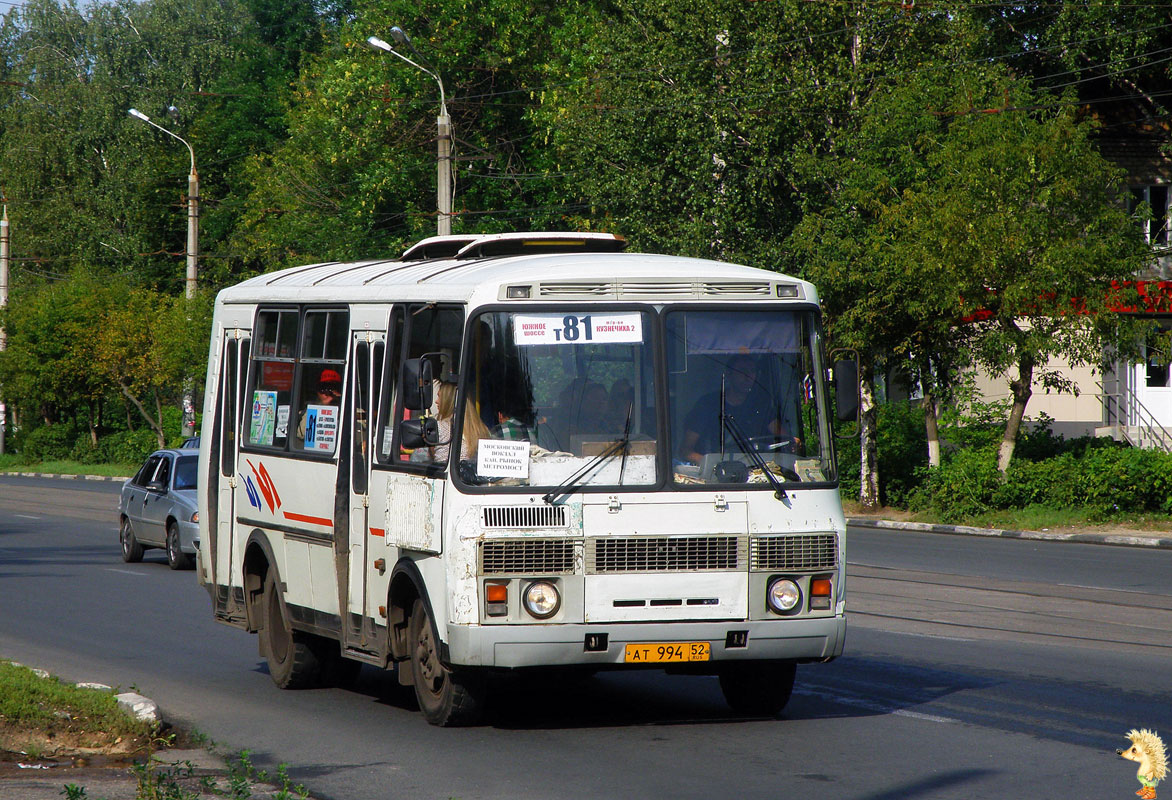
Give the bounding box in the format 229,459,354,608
847,517,1172,550
3,472,129,481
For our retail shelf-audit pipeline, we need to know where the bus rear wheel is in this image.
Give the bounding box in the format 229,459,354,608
718,660,797,717
261,573,321,689
408,598,484,726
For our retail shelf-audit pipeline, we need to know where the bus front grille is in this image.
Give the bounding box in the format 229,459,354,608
587,536,744,573
482,505,567,529
479,539,579,575
750,534,838,571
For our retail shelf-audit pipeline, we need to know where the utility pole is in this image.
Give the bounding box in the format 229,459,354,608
1,200,9,454
128,108,199,437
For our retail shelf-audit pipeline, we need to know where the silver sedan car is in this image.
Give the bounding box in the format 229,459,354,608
118,449,199,569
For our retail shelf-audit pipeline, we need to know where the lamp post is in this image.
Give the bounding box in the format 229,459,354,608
365,30,452,236
0,196,8,454
128,108,198,437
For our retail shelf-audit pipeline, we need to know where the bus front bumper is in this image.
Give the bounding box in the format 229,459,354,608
445,615,846,669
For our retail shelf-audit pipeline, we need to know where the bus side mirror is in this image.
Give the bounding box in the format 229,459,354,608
832,356,859,423
400,416,440,449
402,358,434,411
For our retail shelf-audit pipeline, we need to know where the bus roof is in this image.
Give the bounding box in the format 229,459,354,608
217,233,816,307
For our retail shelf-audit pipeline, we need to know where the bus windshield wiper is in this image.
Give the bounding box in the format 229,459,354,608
721,409,788,501
543,403,634,506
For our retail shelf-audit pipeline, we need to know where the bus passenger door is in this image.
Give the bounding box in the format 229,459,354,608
214,331,247,616
345,333,383,652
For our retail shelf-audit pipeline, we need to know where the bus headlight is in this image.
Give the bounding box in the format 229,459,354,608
767,578,801,614
522,581,561,619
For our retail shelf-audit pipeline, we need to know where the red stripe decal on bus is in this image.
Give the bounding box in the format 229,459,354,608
258,461,282,509
283,511,333,527
370,528,386,537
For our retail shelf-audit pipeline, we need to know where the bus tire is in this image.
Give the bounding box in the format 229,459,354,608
166,522,193,570
120,518,143,563
262,573,321,689
718,660,796,717
408,598,484,726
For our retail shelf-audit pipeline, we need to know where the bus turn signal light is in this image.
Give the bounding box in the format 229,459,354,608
486,582,509,616
810,578,832,610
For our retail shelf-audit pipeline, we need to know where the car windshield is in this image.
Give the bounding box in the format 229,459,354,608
173,456,198,490
457,309,658,490
665,309,835,487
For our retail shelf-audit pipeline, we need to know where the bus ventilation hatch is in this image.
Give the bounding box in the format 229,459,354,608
479,539,580,575
587,536,745,573
482,505,567,529
750,534,838,571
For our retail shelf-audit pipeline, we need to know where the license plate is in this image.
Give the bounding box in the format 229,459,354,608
624,641,710,663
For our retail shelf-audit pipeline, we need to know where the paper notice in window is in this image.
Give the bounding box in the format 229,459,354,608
477,439,530,478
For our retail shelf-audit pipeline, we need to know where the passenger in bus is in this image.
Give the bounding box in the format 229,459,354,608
572,381,610,435
608,378,635,423
296,368,342,440
432,381,492,463
679,355,792,464
490,395,532,441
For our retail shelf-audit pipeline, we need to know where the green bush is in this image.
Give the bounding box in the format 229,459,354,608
836,400,928,506
15,422,81,462
97,428,159,464
911,441,1172,521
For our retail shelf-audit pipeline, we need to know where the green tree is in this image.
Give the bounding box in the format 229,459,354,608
92,289,212,448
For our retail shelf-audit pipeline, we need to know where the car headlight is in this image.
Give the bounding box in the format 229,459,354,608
767,578,801,614
190,511,199,523
522,580,561,619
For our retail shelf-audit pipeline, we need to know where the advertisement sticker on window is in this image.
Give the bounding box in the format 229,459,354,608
250,391,277,446
513,313,642,346
304,405,338,452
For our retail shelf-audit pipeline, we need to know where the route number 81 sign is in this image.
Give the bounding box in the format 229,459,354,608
513,313,643,345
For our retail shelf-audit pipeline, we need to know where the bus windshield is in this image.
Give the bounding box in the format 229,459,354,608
666,308,835,487
460,306,835,492
461,309,659,490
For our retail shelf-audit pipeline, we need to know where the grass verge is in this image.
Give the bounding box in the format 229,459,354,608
843,499,1172,533
0,660,153,759
0,456,136,477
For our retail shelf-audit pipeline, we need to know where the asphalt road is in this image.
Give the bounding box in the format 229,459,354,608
1,474,1170,799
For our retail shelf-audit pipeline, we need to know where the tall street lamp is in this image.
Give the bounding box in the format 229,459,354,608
128,107,199,438
0,195,9,454
365,29,453,236
128,108,199,301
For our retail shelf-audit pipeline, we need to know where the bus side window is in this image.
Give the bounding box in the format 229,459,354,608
375,307,404,465
395,304,464,465
295,309,348,454
247,310,297,449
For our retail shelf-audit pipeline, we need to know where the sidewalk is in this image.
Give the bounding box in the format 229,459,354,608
847,515,1172,550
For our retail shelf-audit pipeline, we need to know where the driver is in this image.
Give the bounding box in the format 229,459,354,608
679,354,791,465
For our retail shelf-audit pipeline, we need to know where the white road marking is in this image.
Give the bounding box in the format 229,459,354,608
106,568,147,576
15,514,41,520
880,629,975,643
793,687,957,724
1058,582,1148,595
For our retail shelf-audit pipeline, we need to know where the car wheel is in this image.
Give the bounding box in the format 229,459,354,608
260,572,321,689
718,660,797,717
166,522,194,570
408,598,485,726
120,518,143,563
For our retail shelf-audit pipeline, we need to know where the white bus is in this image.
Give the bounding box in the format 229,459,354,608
197,231,853,725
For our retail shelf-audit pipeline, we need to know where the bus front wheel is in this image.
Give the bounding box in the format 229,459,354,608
718,660,797,717
261,573,321,689
408,598,484,726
